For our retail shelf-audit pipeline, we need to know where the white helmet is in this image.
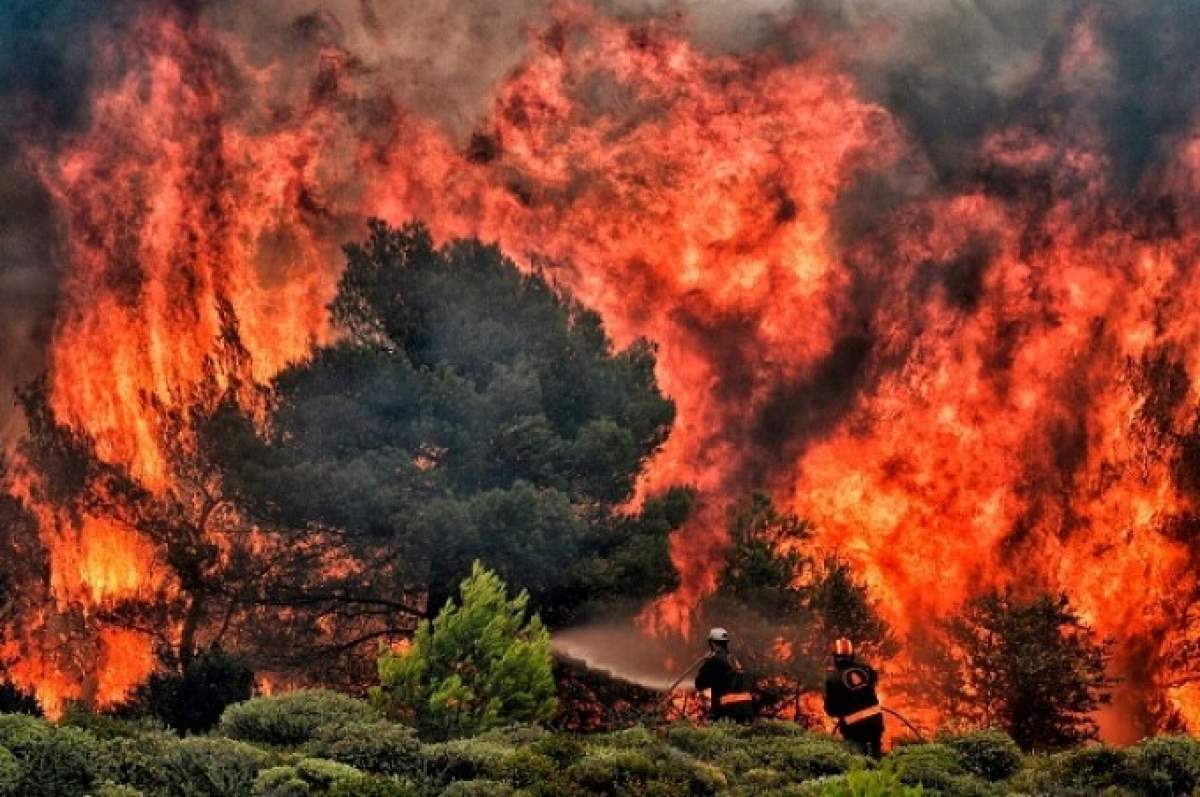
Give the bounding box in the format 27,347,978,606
708,627,730,644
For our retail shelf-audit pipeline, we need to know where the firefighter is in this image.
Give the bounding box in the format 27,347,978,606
823,637,884,757
694,627,755,723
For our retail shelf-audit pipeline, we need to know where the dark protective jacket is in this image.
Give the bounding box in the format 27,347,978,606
695,649,755,722
823,657,881,723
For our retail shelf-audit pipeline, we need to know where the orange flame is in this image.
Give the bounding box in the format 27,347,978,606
6,2,1200,738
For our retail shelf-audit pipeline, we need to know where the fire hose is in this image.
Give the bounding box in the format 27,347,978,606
879,706,926,741
653,653,711,714
653,656,928,744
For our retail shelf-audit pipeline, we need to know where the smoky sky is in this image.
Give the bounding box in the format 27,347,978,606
2,0,1199,436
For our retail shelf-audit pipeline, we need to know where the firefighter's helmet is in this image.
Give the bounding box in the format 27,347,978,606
833,637,854,657
708,627,730,644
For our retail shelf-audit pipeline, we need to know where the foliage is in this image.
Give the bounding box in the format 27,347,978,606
213,220,684,655
305,720,421,776
882,743,966,792
156,737,270,797
905,590,1113,751
0,746,18,797
815,770,925,796
9,703,1200,795
940,729,1023,781
326,775,417,797
219,690,379,746
13,724,105,797
1128,734,1200,796
138,648,255,734
374,562,556,739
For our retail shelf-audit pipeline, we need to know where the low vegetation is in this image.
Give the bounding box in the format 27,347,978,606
0,704,1197,796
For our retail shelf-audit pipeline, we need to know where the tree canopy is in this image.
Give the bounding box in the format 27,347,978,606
906,590,1114,751
216,220,685,627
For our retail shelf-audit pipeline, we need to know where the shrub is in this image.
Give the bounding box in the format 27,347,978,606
667,722,739,760
0,746,18,797
294,756,362,787
306,721,422,776
0,713,51,758
1052,744,1139,793
1005,744,1139,796
883,743,965,792
220,690,379,746
490,748,557,787
439,781,516,797
141,649,255,734
327,775,419,797
374,563,556,739
15,725,105,797
756,735,863,780
942,730,1024,780
61,703,161,740
815,769,925,796
99,731,180,794
157,737,270,797
252,766,310,797
567,747,661,792
529,733,585,765
421,738,517,781
92,784,145,797
1130,735,1200,796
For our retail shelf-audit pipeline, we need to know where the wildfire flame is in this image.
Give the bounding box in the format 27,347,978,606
4,1,1200,738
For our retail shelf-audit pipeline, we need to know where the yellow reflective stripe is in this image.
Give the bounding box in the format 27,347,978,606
718,692,754,705
843,705,882,725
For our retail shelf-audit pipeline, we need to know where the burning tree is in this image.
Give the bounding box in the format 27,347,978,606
905,590,1114,752
1,219,691,702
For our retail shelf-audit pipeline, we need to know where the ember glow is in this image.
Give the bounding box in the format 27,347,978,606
4,0,1200,738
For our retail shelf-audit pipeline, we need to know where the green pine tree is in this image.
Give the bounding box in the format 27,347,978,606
373,562,557,739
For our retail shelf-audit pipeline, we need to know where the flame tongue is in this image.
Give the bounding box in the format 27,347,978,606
7,3,1200,734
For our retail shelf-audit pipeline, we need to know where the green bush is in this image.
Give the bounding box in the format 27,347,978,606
564,744,725,797
219,690,379,746
327,775,418,797
252,766,310,797
1005,744,1139,796
529,733,585,765
61,704,160,740
490,748,557,787
439,780,516,797
157,737,270,797
667,723,740,760
92,784,145,797
941,730,1024,780
16,725,105,797
306,721,422,776
756,735,863,780
99,732,180,794
375,563,557,740
422,738,517,781
0,746,18,797
883,743,965,792
816,769,925,796
1130,735,1200,796
0,713,51,758
294,756,361,787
